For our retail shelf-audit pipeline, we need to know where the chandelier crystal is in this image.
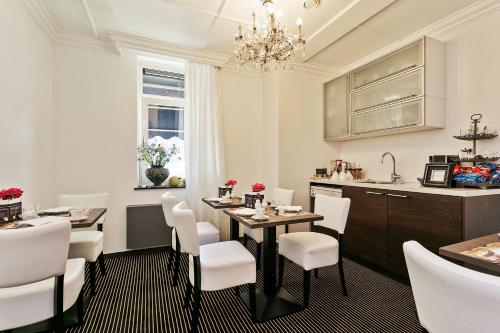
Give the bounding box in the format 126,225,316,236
234,0,306,72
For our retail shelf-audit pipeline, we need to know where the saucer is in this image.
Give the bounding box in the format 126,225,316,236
69,215,88,222
251,215,269,221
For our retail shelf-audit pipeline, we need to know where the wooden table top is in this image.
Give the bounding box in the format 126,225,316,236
0,208,107,230
223,207,323,229
202,198,246,209
440,233,500,274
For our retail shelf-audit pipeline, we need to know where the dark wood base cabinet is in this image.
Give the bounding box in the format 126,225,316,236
342,185,500,278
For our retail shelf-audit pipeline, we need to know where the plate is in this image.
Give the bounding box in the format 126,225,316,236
251,215,269,221
69,215,88,222
233,208,256,217
470,247,491,256
40,206,72,214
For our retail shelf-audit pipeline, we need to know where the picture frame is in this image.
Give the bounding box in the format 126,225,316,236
422,163,454,188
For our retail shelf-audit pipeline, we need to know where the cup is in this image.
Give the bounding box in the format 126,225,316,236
255,207,264,219
278,206,285,216
70,209,84,219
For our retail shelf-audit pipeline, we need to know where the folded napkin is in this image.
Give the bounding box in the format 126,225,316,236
232,208,256,216
283,205,303,212
40,206,72,215
206,198,222,202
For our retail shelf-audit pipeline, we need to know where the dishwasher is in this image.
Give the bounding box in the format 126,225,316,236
310,184,342,212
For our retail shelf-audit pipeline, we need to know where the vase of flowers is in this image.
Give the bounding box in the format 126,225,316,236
219,179,237,197
0,188,24,223
245,183,265,208
138,140,179,186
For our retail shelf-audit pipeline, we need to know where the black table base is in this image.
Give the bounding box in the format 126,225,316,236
239,288,304,322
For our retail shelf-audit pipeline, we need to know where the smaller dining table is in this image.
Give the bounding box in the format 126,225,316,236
201,197,246,210
440,233,500,275
0,208,107,230
224,207,324,322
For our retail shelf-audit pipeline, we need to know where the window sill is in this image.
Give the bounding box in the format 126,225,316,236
134,185,186,191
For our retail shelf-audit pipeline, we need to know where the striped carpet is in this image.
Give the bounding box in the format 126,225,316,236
67,243,421,333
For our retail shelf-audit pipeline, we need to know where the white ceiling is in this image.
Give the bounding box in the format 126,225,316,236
40,0,480,68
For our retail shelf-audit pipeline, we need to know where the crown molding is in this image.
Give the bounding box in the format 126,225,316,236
338,0,500,74
292,62,340,77
18,0,58,40
109,32,230,67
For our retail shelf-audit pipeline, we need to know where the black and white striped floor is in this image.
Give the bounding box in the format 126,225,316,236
67,244,421,333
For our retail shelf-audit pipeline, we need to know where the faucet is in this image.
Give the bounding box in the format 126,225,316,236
381,152,401,183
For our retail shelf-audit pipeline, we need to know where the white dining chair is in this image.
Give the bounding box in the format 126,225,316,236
172,201,256,332
160,192,220,287
0,218,85,332
58,193,108,296
278,194,350,307
243,187,295,269
404,240,500,333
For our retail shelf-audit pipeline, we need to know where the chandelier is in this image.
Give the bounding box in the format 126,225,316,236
234,0,306,72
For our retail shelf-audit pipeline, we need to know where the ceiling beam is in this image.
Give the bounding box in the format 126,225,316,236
81,0,98,38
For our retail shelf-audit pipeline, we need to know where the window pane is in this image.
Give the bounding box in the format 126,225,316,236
148,105,184,131
143,68,185,98
148,130,184,140
143,86,184,98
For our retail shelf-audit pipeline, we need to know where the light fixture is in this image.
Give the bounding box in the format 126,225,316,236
233,0,306,72
303,0,320,9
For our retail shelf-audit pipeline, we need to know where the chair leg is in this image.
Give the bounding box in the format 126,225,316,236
77,290,84,325
54,274,64,333
90,261,97,296
172,246,181,287
314,268,319,279
98,252,106,276
191,287,202,333
303,269,311,308
243,234,248,247
248,283,257,322
167,246,174,271
338,258,348,296
256,243,262,270
183,280,192,309
278,255,285,288
285,225,289,233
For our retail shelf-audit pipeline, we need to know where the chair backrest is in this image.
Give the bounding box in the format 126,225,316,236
160,192,177,228
273,187,295,206
313,194,350,234
57,193,108,208
0,218,71,288
172,201,200,256
404,240,500,333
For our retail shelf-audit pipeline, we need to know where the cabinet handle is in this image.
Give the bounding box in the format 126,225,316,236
365,191,384,195
388,194,408,198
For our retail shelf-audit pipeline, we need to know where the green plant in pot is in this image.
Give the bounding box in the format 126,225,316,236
138,140,179,186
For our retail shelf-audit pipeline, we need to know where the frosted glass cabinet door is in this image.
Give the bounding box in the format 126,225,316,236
351,99,423,134
324,75,349,139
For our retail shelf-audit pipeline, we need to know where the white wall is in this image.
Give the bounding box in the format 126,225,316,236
0,0,54,207
340,10,500,181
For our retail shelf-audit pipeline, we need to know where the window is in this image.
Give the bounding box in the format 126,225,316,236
138,59,186,186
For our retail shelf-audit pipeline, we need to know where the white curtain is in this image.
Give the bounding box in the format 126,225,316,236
185,61,227,234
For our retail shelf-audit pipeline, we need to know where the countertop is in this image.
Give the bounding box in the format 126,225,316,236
309,178,500,197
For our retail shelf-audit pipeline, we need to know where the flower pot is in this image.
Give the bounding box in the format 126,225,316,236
245,193,264,208
146,167,169,186
218,186,232,198
0,199,22,223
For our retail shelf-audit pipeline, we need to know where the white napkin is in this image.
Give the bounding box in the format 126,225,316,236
232,208,256,216
206,198,222,202
283,205,303,212
40,206,72,214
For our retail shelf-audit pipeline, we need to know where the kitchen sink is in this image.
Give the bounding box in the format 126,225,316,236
357,180,407,185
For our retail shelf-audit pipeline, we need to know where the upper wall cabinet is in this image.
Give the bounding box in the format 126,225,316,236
323,37,446,141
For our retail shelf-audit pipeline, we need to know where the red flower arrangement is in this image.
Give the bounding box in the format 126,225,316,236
251,183,265,193
0,188,24,201
225,179,237,187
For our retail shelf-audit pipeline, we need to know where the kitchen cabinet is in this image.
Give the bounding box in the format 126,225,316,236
387,191,462,277
324,74,349,140
342,186,388,269
323,36,445,141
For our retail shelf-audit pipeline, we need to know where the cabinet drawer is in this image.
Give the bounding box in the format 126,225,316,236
387,191,463,277
343,186,388,268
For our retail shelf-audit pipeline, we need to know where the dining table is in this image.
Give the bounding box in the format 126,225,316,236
439,233,500,276
223,207,324,322
201,197,246,210
0,208,107,230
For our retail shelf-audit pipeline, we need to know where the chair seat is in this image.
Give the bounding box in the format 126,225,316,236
189,241,256,291
279,232,339,271
0,258,85,331
172,222,220,251
68,231,103,262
